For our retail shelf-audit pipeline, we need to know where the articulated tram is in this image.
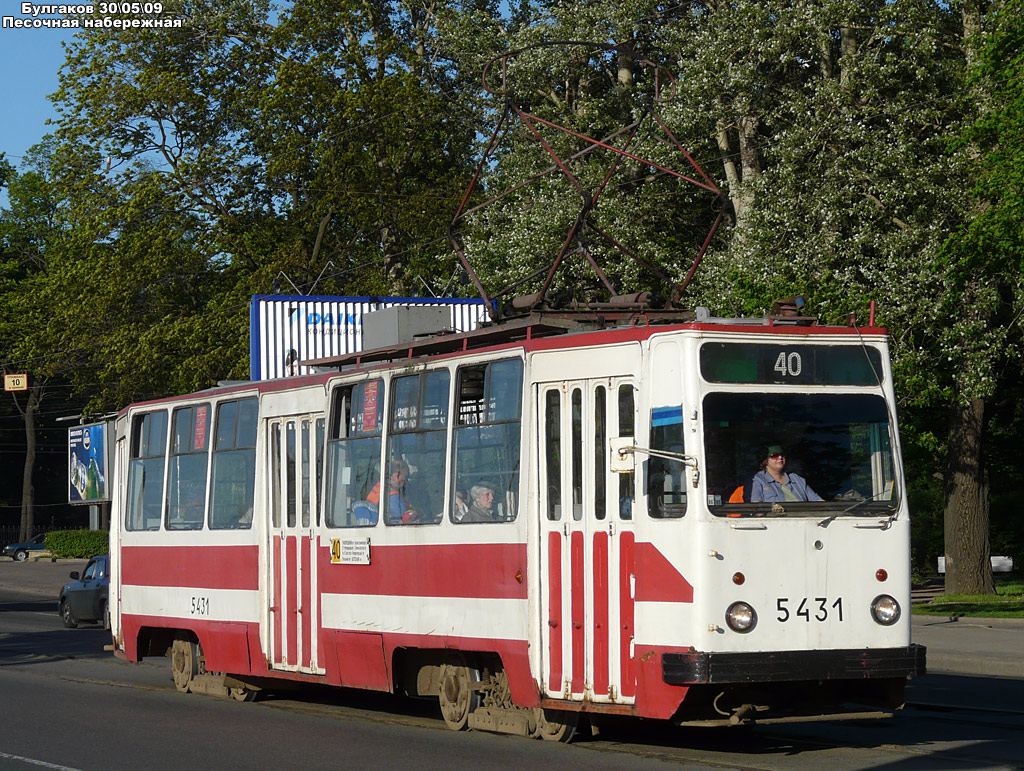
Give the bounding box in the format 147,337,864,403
108,309,925,740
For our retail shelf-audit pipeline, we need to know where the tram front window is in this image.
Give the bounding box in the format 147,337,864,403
703,393,898,517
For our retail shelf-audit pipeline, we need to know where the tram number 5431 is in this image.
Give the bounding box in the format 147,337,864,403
190,596,210,616
777,597,843,622
774,351,803,377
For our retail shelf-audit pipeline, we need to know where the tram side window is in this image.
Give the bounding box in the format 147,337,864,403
325,380,384,528
166,404,211,530
544,389,561,521
618,385,636,520
126,411,168,531
648,414,687,519
209,398,257,529
452,359,523,524
386,370,450,525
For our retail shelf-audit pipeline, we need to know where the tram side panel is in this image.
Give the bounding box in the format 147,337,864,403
113,387,308,681
315,359,535,703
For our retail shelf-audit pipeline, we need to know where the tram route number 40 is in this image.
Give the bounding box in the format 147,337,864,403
777,596,843,622
773,352,803,377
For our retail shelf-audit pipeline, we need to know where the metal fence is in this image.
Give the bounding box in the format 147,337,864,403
0,524,72,546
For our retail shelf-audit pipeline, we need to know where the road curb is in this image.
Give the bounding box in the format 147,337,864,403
925,653,1024,679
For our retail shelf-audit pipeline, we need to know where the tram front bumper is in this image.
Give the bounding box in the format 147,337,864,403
662,644,926,685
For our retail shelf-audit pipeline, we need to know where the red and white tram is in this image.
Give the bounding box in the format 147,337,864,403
108,309,925,739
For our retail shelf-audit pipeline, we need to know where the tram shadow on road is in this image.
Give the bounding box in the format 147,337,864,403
908,671,1024,714
0,598,111,665
253,681,446,727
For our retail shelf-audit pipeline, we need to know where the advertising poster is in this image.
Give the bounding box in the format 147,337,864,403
68,422,112,505
248,295,490,380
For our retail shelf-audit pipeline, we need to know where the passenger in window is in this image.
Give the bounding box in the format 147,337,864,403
238,505,254,528
368,459,419,524
453,489,470,522
462,483,497,523
750,445,822,503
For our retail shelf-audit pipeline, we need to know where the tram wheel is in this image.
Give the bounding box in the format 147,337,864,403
171,639,200,693
438,662,480,731
532,708,578,742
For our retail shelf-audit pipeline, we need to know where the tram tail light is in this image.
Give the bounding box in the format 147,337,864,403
870,595,901,626
725,602,757,633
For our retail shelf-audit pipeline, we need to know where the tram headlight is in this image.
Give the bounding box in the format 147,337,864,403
870,594,901,626
725,601,757,633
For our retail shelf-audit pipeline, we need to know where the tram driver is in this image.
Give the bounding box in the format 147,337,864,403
749,445,822,503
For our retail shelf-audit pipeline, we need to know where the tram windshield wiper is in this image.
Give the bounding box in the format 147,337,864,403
818,492,898,527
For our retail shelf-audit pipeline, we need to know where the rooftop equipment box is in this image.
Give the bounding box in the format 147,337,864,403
362,306,453,350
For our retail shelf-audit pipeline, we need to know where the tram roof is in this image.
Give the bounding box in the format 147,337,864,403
304,309,887,371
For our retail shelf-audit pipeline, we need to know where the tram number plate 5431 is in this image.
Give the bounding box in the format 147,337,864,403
190,596,210,616
776,597,843,622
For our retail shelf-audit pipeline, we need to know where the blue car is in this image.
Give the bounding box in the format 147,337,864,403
2,533,48,561
59,554,110,629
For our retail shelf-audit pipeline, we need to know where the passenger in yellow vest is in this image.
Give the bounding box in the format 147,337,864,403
367,460,419,523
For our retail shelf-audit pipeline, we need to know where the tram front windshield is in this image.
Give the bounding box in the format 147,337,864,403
703,392,898,517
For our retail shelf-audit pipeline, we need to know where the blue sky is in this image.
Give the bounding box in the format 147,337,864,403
0,15,75,177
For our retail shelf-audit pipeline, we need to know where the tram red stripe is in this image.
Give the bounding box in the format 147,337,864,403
593,531,609,696
287,536,298,666
317,542,528,600
570,530,584,694
317,537,325,668
547,532,562,693
120,545,258,590
273,536,283,665
302,536,312,669
634,541,694,603
620,532,636,698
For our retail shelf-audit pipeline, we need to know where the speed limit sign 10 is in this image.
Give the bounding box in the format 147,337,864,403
4,374,27,391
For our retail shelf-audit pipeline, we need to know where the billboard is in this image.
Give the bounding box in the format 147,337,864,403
249,295,490,381
68,421,113,505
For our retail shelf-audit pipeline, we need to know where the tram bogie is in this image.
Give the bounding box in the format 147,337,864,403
107,312,924,737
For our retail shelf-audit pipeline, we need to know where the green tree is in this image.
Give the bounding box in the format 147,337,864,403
437,0,722,306
0,142,74,539
54,0,476,301
934,0,1024,592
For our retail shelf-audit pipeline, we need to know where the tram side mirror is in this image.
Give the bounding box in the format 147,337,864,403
610,437,635,474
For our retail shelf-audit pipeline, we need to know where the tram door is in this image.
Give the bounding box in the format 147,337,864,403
267,416,325,674
538,379,637,704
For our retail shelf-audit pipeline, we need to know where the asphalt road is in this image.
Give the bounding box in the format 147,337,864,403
2,559,1023,770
